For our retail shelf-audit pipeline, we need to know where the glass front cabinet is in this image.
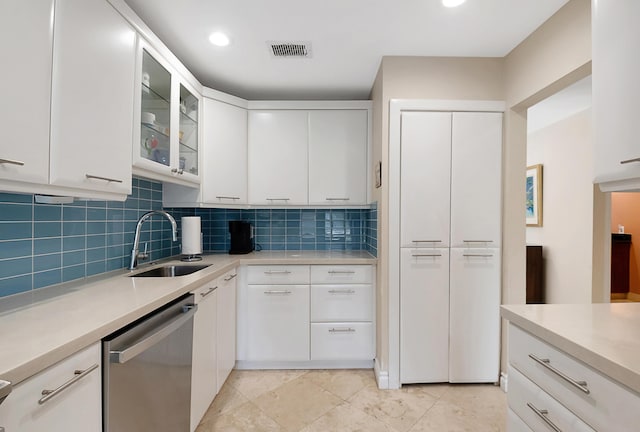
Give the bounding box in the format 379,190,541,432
133,40,200,185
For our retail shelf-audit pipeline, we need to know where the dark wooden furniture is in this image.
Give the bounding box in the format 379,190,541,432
526,245,544,304
611,233,632,295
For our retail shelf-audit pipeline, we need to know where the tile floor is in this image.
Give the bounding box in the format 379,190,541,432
196,369,506,432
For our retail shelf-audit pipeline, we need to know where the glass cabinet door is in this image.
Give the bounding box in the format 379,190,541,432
140,49,171,166
179,84,198,176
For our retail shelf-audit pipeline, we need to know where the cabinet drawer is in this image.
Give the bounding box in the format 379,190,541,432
508,408,534,432
509,324,640,432
310,265,372,284
310,322,374,361
311,284,373,322
246,265,309,284
509,366,595,432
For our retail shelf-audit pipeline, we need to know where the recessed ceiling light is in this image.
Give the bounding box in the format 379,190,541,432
209,32,230,47
442,0,466,7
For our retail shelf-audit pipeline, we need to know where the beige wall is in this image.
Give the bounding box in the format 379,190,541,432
371,0,592,383
526,108,594,303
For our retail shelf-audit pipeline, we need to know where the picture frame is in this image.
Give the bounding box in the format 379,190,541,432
375,161,382,188
526,164,543,227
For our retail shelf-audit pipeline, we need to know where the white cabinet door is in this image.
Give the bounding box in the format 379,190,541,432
246,284,310,361
0,0,52,185
450,112,502,248
310,322,374,360
202,99,248,204
217,270,237,392
449,248,500,383
400,248,450,383
191,283,217,432
49,0,135,195
0,343,101,432
248,110,309,205
592,0,640,189
400,112,452,248
308,110,368,205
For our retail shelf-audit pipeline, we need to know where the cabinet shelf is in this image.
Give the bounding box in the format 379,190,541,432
141,83,170,105
180,111,198,124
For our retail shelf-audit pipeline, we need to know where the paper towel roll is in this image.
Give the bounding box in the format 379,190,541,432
181,216,202,255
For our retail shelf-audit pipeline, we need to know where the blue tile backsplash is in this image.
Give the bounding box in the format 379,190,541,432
0,177,378,298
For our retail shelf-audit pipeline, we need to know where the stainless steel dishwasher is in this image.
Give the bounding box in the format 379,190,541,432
102,294,197,432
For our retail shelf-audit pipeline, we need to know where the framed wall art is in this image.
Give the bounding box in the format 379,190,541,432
526,164,543,227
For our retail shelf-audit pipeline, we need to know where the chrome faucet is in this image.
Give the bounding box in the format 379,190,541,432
129,210,178,270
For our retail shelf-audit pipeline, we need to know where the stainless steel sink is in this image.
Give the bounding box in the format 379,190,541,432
130,264,211,278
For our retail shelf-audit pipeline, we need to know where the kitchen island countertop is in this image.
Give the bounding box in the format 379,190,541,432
501,302,640,395
0,251,375,385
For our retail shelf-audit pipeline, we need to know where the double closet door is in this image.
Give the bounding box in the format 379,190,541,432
400,111,502,384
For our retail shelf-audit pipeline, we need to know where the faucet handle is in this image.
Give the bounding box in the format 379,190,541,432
138,242,149,261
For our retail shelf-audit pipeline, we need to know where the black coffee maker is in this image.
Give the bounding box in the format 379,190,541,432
228,220,254,254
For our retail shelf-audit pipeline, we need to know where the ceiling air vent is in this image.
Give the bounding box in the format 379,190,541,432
268,41,312,58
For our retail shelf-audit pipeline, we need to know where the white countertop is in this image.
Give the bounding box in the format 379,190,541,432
501,303,640,395
0,251,375,386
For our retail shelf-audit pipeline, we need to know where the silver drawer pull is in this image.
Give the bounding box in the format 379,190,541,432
0,158,25,166
463,254,493,257
620,157,640,165
38,363,99,405
264,290,292,295
264,270,291,275
85,174,123,183
200,286,217,298
328,270,356,274
412,240,442,243
463,240,493,243
527,402,562,432
528,354,590,394
325,197,350,201
224,273,237,281
412,253,442,257
328,289,355,294
216,196,240,200
266,198,290,201
329,327,356,333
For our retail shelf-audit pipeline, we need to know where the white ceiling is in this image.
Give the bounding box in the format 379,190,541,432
123,0,570,100
528,76,592,133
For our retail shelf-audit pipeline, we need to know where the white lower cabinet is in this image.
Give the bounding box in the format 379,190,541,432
508,408,534,432
0,343,101,432
190,282,218,432
217,269,237,392
310,323,374,360
246,284,310,361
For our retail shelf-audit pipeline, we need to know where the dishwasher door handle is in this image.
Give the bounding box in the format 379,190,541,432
110,304,198,364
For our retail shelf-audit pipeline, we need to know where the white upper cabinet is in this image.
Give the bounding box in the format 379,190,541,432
450,112,503,248
592,0,640,191
400,112,452,248
248,110,309,205
202,98,248,204
132,40,201,187
308,110,368,205
49,0,135,195
0,0,53,185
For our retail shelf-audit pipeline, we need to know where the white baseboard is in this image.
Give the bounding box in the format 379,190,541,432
374,358,389,389
500,372,508,392
235,359,374,370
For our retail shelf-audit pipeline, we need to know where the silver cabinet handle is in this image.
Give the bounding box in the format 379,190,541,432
216,196,240,200
110,305,198,364
264,270,291,274
328,289,356,294
224,273,238,281
86,174,123,183
266,198,290,201
200,286,217,298
463,240,493,243
412,253,442,257
171,168,184,175
0,380,12,405
38,363,99,405
463,254,494,257
527,402,562,432
412,240,442,243
264,290,292,295
325,198,350,201
0,158,25,166
620,157,640,165
328,270,356,274
528,354,590,394
329,327,356,333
